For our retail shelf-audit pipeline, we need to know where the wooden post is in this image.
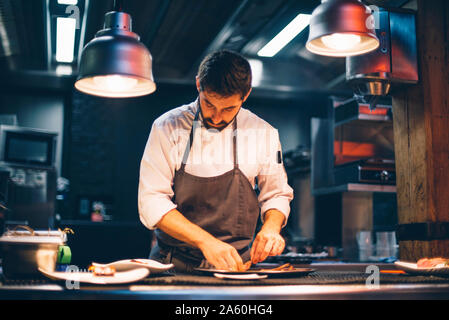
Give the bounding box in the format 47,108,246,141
392,0,449,261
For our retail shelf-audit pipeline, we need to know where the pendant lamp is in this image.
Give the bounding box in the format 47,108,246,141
75,0,156,98
306,0,380,57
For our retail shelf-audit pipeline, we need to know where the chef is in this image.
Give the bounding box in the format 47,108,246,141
138,50,293,272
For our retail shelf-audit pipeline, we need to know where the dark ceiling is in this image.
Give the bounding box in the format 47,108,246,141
0,0,412,96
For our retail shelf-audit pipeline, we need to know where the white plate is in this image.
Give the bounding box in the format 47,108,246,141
213,273,268,280
91,259,174,273
195,267,315,278
39,267,150,284
394,261,449,276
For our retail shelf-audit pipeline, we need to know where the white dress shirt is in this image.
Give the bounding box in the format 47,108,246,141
138,99,294,230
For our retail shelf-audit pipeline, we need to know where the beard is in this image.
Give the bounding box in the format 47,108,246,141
198,99,241,131
202,118,229,131
199,107,231,131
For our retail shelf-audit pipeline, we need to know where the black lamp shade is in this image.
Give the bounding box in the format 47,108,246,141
75,11,156,98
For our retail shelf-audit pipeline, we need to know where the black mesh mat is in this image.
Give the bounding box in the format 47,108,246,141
1,277,51,286
3,271,449,287
140,271,449,286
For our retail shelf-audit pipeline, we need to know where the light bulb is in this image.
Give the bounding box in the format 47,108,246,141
93,75,138,92
321,33,362,51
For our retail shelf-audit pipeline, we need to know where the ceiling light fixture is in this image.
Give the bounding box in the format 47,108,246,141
257,13,311,57
56,17,77,63
74,0,156,98
57,0,78,4
306,0,379,57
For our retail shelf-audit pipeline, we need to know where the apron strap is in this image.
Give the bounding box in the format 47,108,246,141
232,118,238,169
180,107,200,171
180,98,238,171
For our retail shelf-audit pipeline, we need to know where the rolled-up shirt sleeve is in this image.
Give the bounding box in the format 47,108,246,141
138,121,178,230
257,128,294,227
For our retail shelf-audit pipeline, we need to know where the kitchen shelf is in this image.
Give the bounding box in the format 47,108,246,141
313,183,396,196
57,220,143,227
334,114,392,127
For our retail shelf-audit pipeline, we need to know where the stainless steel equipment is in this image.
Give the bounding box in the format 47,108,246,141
346,8,418,103
334,158,396,185
0,226,66,278
3,165,57,228
0,125,58,229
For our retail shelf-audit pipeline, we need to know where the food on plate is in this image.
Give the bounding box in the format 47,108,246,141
88,265,116,276
259,263,294,272
416,257,449,268
240,262,294,272
130,259,149,265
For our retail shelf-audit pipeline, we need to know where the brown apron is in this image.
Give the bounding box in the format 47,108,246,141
150,101,260,272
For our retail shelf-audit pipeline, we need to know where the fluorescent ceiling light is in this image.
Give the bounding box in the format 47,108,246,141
258,13,311,57
57,0,78,5
56,17,76,63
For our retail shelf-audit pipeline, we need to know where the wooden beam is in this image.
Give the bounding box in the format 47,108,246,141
392,0,449,261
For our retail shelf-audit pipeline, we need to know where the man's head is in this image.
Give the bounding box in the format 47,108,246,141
196,50,252,130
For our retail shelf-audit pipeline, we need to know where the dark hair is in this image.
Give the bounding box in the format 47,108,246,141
197,50,252,99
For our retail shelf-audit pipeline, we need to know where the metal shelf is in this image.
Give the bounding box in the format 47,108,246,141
334,114,392,127
312,183,396,196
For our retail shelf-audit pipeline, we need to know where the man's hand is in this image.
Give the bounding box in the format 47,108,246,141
250,209,286,264
157,209,245,271
198,238,244,271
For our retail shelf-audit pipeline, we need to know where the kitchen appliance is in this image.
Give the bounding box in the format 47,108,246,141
334,158,396,185
0,226,67,278
346,7,418,104
334,97,392,125
0,125,58,229
3,166,57,229
0,125,57,167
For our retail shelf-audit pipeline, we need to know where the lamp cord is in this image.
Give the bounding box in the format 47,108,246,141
113,0,123,11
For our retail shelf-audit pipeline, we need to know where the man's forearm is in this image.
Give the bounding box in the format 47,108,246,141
261,209,285,233
155,208,215,249
155,208,245,270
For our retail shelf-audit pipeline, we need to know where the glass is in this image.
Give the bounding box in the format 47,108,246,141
376,231,397,258
356,230,373,262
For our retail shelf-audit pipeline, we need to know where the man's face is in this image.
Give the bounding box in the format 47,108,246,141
196,78,251,131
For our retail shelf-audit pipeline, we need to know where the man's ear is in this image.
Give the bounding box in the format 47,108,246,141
195,76,201,93
242,88,252,102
